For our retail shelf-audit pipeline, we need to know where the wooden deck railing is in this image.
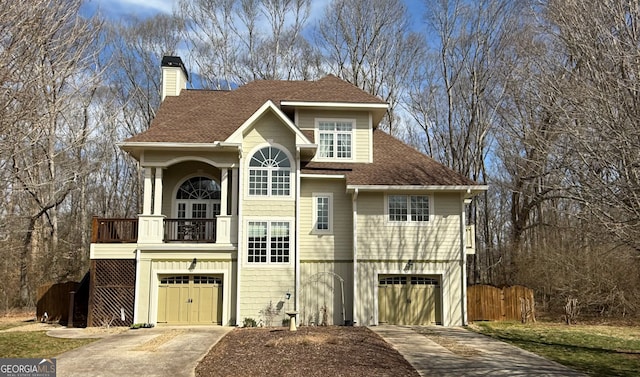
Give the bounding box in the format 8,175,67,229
91,217,138,243
164,218,217,243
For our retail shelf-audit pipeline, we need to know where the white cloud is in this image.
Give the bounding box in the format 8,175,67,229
116,0,176,13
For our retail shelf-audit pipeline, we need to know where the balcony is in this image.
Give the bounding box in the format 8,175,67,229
91,218,138,243
164,218,216,243
91,217,217,243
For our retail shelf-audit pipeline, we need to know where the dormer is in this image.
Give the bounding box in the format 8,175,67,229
161,55,189,101
278,75,388,164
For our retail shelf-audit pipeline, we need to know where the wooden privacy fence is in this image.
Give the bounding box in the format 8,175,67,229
467,285,535,322
37,281,79,323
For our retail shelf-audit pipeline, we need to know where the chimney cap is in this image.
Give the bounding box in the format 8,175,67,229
161,55,189,80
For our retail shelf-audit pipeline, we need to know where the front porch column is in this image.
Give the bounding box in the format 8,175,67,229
220,168,228,216
153,168,163,215
231,168,238,215
138,167,164,244
217,168,231,244
142,167,153,215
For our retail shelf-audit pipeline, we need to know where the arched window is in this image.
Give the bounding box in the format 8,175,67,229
175,177,221,219
248,146,291,196
172,177,220,242
176,176,220,200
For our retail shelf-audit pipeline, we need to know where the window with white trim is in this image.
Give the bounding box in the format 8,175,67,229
312,193,333,233
247,221,290,264
388,195,430,223
318,120,353,159
248,146,291,196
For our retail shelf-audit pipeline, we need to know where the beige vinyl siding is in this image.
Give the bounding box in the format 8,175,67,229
90,244,136,259
242,111,296,217
300,261,353,325
162,69,177,98
135,257,237,326
143,150,238,166
239,266,295,325
299,179,352,260
243,111,296,153
357,192,462,260
238,111,298,325
355,260,463,326
297,109,371,163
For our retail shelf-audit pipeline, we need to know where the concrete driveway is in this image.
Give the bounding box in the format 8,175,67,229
371,325,585,377
53,326,231,377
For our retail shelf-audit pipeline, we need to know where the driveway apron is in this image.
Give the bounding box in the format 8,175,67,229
371,325,585,377
54,326,231,377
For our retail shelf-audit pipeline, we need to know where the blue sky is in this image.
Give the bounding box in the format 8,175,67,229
82,0,427,31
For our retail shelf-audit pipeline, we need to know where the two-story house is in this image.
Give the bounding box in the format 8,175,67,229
88,56,486,328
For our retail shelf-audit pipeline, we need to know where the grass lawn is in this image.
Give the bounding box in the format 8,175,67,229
0,321,27,331
471,321,640,377
0,331,96,358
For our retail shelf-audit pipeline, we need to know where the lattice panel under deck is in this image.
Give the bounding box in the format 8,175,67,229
89,260,136,327
95,259,136,286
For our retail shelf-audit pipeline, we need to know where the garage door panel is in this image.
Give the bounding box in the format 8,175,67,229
379,275,441,325
378,286,405,324
167,286,190,323
411,285,438,325
158,275,223,325
191,285,221,324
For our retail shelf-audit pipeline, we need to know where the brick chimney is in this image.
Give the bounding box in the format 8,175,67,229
161,56,189,101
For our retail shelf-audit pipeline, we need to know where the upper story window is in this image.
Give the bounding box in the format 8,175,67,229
248,146,291,196
312,193,333,234
388,195,431,223
317,119,353,159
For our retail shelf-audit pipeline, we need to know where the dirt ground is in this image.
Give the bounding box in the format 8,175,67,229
196,326,418,377
0,311,127,336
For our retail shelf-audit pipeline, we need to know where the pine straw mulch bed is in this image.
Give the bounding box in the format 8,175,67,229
196,326,419,377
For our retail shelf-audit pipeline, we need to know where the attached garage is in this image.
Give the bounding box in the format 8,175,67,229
157,275,223,324
378,275,442,325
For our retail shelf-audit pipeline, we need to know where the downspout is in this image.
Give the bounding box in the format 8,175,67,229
295,147,301,321
462,195,472,326
133,248,140,324
352,188,358,325
236,147,244,326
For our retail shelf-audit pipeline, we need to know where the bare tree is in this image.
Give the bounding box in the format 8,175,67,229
542,0,640,252
315,0,424,134
178,0,320,88
409,0,523,283
0,0,103,306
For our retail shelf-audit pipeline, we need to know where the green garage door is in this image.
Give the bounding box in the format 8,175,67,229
157,275,223,324
378,275,441,325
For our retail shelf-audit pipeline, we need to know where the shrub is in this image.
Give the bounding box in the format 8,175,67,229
243,317,257,327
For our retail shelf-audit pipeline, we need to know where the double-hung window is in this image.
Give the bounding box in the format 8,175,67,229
248,146,291,196
388,195,431,223
247,221,290,264
312,193,333,234
318,120,353,159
